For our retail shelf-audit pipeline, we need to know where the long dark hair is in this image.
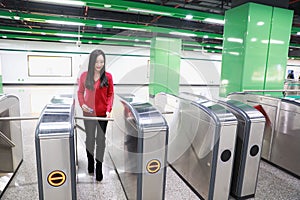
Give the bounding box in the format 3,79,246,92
85,49,109,90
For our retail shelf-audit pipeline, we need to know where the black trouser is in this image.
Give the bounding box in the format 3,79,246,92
84,118,108,162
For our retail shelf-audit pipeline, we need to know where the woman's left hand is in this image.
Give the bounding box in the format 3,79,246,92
106,112,111,118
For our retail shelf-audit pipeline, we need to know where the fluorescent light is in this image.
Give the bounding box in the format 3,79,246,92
15,37,41,40
133,44,149,47
257,21,264,26
297,32,300,35
13,16,20,20
59,39,77,43
45,20,85,26
0,29,32,34
54,33,82,37
2,36,7,38
23,18,45,22
228,51,240,56
0,16,12,19
29,0,85,6
96,24,103,28
222,79,229,84
185,14,193,20
104,4,111,8
102,36,128,41
169,31,197,37
127,8,172,16
203,18,225,25
227,37,243,43
112,26,148,32
261,39,284,44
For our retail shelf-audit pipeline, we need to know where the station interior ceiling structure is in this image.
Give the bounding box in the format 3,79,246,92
0,0,300,57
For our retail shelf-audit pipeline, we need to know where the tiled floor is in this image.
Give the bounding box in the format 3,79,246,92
1,85,300,200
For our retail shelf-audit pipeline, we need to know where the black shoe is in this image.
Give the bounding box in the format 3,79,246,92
96,160,103,181
86,150,94,174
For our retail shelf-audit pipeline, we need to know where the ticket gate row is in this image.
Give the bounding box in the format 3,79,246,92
228,92,300,178
154,92,265,200
34,91,266,200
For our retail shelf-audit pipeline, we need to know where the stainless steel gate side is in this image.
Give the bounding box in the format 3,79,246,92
35,102,76,200
0,94,23,198
228,92,300,177
271,99,300,177
155,93,237,200
109,94,168,200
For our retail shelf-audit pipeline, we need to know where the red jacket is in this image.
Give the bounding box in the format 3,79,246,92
77,71,114,116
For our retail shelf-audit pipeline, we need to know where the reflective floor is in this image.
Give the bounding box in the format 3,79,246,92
1,85,300,200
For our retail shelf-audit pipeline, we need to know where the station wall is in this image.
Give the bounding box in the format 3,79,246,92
0,39,299,87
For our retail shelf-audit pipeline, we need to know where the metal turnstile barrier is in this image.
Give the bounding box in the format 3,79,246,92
181,92,266,199
228,92,300,178
109,94,168,200
154,93,237,200
35,102,76,200
0,94,23,198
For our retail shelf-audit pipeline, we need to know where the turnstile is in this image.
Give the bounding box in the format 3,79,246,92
35,102,76,200
228,92,300,177
181,92,266,199
154,93,237,200
0,94,23,198
109,94,168,200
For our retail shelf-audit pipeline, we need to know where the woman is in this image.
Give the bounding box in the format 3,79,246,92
77,49,114,181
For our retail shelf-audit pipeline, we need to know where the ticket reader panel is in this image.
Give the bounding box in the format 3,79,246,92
35,103,76,200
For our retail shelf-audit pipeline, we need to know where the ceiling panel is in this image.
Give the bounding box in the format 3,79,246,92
0,0,299,57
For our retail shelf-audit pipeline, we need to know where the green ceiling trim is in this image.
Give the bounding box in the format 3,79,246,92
0,25,299,52
0,10,223,40
0,25,152,42
84,0,224,21
291,26,300,34
290,43,300,48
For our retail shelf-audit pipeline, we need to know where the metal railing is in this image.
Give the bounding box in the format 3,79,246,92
0,130,15,147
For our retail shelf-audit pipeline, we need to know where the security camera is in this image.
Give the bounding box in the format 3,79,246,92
76,41,82,47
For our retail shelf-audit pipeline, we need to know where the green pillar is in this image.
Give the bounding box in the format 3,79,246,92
149,37,181,97
220,2,293,97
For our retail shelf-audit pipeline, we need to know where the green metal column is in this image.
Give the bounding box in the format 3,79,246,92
149,37,181,97
220,2,293,97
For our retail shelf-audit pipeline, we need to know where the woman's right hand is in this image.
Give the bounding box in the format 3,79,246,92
82,104,92,113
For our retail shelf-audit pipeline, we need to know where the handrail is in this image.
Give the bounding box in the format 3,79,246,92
0,130,15,147
75,116,114,121
0,116,114,121
0,116,40,121
244,89,300,92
